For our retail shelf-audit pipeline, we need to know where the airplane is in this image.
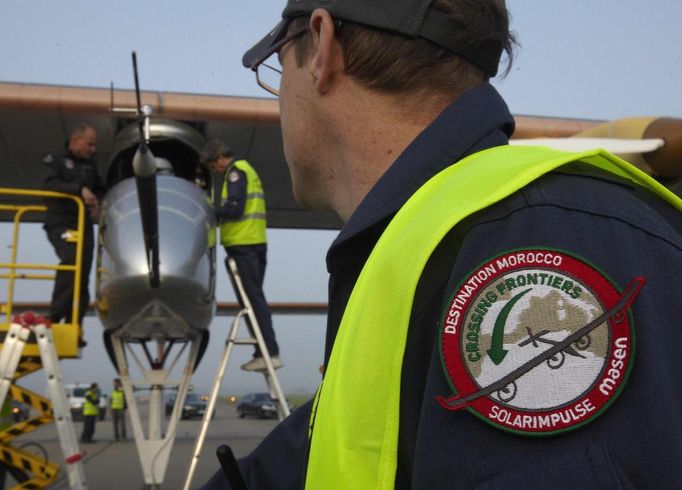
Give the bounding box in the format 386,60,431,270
97,109,217,485
517,327,589,369
1,80,679,226
1,79,681,486
0,80,342,230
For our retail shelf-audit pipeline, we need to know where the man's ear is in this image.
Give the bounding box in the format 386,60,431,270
309,9,344,94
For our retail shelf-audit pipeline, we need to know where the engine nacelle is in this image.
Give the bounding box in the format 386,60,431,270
95,119,216,341
96,176,215,340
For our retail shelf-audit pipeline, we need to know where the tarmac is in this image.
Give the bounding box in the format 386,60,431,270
7,401,279,489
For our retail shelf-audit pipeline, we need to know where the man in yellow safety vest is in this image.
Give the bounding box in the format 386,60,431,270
202,0,682,488
201,140,283,372
110,378,126,441
80,382,99,444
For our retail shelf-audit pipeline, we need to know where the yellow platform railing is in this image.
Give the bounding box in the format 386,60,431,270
0,188,85,358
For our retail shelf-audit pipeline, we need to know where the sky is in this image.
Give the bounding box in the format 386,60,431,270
1,0,681,397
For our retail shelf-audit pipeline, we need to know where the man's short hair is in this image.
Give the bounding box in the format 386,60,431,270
70,123,95,139
291,0,514,96
201,139,234,165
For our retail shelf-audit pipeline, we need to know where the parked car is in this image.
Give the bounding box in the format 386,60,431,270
165,392,210,420
64,383,107,421
236,393,293,419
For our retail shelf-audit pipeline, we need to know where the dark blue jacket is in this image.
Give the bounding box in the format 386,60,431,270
203,83,682,489
215,166,247,222
42,150,106,229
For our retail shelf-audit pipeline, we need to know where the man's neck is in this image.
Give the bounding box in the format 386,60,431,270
327,88,455,222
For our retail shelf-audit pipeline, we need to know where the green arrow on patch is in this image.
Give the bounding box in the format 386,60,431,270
487,288,532,365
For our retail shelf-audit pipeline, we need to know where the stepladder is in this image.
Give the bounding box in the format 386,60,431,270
183,256,290,490
0,312,87,489
224,257,289,418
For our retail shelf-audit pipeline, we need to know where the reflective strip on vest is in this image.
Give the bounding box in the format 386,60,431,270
219,159,267,246
111,390,125,410
305,145,682,489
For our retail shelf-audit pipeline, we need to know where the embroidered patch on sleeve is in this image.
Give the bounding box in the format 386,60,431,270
228,170,240,183
437,248,645,436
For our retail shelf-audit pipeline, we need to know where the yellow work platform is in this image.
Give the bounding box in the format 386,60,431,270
0,321,81,359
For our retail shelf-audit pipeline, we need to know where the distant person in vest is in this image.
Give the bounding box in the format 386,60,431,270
80,382,100,443
201,140,282,372
201,0,682,488
42,123,107,347
110,378,127,441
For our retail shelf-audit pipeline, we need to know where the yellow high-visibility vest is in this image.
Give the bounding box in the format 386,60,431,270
305,145,682,489
111,389,125,410
82,389,99,417
218,159,267,247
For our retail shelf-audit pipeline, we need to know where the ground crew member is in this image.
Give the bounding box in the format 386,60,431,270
110,378,126,441
42,123,107,347
80,382,99,443
202,0,682,488
201,140,282,372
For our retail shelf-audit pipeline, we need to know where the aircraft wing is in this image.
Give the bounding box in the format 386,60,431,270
1,82,679,228
0,81,341,229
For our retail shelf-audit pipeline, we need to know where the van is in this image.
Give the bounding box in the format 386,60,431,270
64,383,107,421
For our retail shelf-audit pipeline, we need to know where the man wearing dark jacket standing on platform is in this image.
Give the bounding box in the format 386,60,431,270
42,123,106,347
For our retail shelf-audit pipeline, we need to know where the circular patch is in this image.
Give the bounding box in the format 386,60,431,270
439,249,639,436
228,170,241,183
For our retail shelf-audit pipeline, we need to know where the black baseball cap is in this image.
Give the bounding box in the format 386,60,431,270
242,0,504,77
